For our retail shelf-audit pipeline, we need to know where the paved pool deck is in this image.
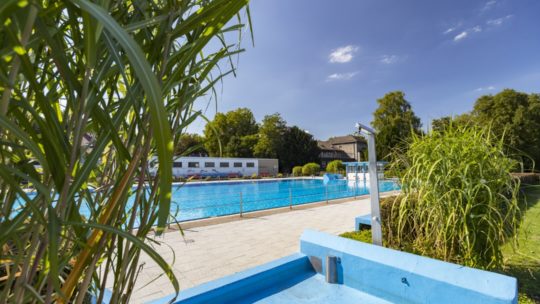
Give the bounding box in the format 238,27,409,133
130,196,375,303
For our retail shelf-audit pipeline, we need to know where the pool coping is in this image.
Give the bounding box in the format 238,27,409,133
163,190,401,230
147,253,311,304
171,176,321,186
149,229,518,304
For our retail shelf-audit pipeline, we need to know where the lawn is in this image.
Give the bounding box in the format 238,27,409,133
501,186,540,303
340,186,540,304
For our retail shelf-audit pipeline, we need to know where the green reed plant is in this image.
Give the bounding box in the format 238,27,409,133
388,125,521,269
0,1,251,303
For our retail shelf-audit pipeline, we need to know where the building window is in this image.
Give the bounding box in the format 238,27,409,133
205,162,215,168
220,162,229,168
173,162,182,168
188,162,199,168
246,162,255,168
233,162,242,168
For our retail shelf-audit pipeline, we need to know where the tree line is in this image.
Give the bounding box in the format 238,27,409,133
372,89,540,171
179,88,539,174
177,109,320,173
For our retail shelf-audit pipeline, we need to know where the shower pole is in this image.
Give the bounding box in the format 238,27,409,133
355,122,382,246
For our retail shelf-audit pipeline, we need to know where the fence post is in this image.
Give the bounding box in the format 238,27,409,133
326,185,328,203
354,181,357,199
240,191,243,218
289,188,292,210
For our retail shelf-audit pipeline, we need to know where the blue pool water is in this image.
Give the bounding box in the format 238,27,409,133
167,178,400,222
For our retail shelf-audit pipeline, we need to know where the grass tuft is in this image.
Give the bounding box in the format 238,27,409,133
387,125,521,269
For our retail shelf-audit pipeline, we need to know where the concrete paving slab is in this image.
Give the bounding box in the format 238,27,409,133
124,197,372,303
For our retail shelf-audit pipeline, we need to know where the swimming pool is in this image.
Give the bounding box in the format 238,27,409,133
166,178,400,222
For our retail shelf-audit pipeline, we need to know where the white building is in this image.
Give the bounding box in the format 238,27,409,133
151,157,279,178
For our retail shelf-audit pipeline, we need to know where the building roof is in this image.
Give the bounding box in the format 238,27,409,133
326,135,366,145
317,142,339,151
317,135,366,149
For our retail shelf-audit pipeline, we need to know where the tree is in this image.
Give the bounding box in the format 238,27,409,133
372,91,422,160
431,113,476,133
279,126,320,173
431,116,452,133
176,133,207,156
471,89,540,170
204,108,259,157
253,113,287,158
225,134,259,157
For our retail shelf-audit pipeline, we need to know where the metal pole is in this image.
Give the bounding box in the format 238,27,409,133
355,165,358,198
240,192,243,218
289,188,292,210
354,177,357,199
366,132,382,246
325,185,328,203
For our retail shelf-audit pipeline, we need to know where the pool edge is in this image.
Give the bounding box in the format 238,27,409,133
159,190,400,230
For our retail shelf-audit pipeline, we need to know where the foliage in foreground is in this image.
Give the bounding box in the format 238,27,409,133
388,126,521,269
343,187,540,304
0,0,250,303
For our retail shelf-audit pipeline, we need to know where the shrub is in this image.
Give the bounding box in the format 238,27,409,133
326,160,345,173
292,166,303,177
277,173,283,178
340,230,372,243
302,163,320,176
388,125,521,269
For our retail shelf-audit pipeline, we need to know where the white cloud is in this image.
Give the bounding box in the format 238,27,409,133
481,0,497,12
475,85,496,92
453,25,482,42
380,55,399,64
487,15,513,26
454,31,468,41
444,27,456,34
326,72,358,81
328,45,359,63
443,22,463,35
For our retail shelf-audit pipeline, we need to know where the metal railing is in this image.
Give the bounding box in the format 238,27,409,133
168,181,399,223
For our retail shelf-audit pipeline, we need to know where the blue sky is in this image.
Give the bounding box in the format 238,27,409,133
188,0,540,140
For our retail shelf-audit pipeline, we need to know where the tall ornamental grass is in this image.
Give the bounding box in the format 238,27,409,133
388,126,521,269
0,1,251,303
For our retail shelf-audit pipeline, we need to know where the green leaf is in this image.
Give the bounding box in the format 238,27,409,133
72,0,173,231
65,221,180,296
